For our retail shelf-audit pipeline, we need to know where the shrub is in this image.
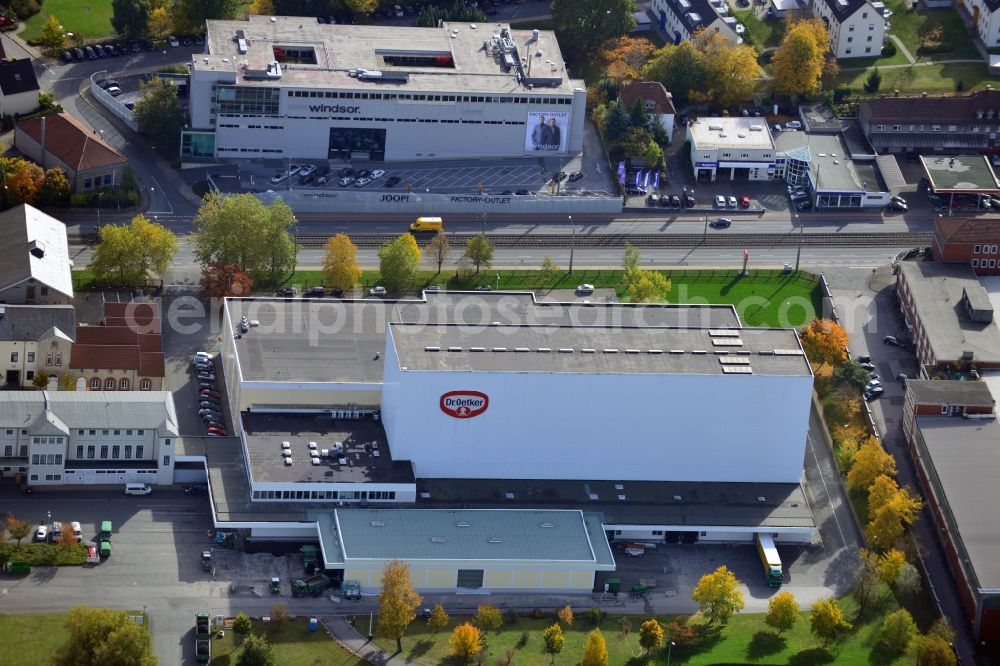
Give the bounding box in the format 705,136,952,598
232,612,252,635
587,607,603,625
517,631,529,647
529,608,544,619
881,40,897,57
505,606,518,625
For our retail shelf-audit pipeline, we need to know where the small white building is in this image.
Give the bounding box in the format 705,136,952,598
965,0,1000,49
0,204,74,305
809,0,886,59
687,117,777,182
0,391,178,488
0,58,39,117
619,80,676,139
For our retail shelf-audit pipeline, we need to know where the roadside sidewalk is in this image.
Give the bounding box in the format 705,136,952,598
325,616,416,666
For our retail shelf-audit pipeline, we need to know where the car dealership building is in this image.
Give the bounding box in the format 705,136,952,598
185,16,586,162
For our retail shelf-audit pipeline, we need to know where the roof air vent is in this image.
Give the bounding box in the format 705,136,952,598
431,535,446,543
28,240,45,259
488,536,502,543
539,521,555,528
370,520,385,527
456,521,471,528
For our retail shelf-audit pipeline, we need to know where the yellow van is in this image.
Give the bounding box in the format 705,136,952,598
410,216,443,232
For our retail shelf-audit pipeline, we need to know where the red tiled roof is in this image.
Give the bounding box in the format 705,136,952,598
16,113,126,173
138,333,162,353
860,90,1000,125
935,217,1000,244
70,345,139,371
139,352,165,377
620,80,676,116
104,301,161,319
70,302,165,378
103,317,162,333
75,326,138,346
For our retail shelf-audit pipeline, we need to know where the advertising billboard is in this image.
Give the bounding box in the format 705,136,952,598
525,111,568,153
440,390,489,419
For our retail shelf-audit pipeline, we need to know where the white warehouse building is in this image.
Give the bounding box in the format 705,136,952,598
185,16,586,162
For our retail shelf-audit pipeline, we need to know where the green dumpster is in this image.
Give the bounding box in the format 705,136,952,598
604,577,621,594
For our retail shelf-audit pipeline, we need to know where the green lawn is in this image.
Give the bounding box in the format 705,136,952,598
284,268,822,328
0,614,71,664
734,9,785,53
836,61,999,93
375,598,912,666
211,618,369,666
21,0,115,42
882,0,981,62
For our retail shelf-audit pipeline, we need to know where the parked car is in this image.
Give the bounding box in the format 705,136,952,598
84,46,97,60
883,335,901,346
200,389,221,399
354,176,372,187
276,287,296,297
184,484,208,495
785,120,802,129
369,286,387,297
385,176,401,187
738,194,750,208
338,176,355,186
99,79,120,90
727,196,738,208
197,373,216,382
576,284,595,295
859,362,876,371
298,164,317,178
168,35,180,47
857,355,872,363
105,86,122,97
709,218,732,229
568,171,585,182
73,47,85,60
888,200,908,211
897,373,909,383
864,386,884,400
370,169,386,179
93,44,106,58
71,521,82,541
473,285,492,291
338,166,354,178
35,525,48,541
61,51,73,63
796,200,813,212
714,194,726,207
516,189,530,195
304,286,325,297
669,194,681,207
684,193,695,207
625,186,645,196
356,169,371,179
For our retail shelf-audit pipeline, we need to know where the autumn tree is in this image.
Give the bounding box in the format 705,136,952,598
233,612,252,635
59,373,77,391
322,233,362,293
581,629,608,666
462,234,494,273
32,372,50,389
6,159,44,206
540,256,560,282
623,242,641,272
765,591,800,634
200,262,253,298
693,31,759,107
878,548,907,585
867,484,922,548
427,604,449,633
112,0,151,41
474,604,502,634
38,167,72,207
853,549,882,617
914,635,958,665
643,41,705,105
377,560,422,652
6,513,32,547
248,0,275,14
600,36,656,81
132,78,184,159
269,603,289,632
345,0,378,13
90,214,178,286
846,437,896,489
56,524,78,549
193,193,297,286
918,23,944,59
879,609,917,653
378,233,421,293
551,0,636,56
624,269,672,303
449,623,483,663
800,319,849,366
810,598,851,646
39,15,66,55
147,5,171,40
542,624,564,662
425,232,452,274
772,19,829,98
638,619,664,655
554,605,573,626
237,632,275,666
692,565,745,625
54,606,156,666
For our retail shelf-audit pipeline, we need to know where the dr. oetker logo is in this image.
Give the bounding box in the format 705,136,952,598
439,391,489,419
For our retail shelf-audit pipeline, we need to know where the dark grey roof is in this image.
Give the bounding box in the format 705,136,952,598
663,0,717,32
914,416,1000,590
227,294,742,383
389,323,811,376
907,380,995,407
0,58,39,95
0,304,74,341
820,0,868,20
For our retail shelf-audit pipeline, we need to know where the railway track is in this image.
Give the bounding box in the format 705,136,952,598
292,231,934,249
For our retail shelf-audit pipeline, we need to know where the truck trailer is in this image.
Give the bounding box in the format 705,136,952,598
755,534,783,588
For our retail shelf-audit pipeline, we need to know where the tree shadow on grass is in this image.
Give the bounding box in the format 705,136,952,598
787,647,836,665
406,640,434,661
746,631,786,661
867,642,903,666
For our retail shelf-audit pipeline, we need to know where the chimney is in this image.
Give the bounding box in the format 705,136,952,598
39,115,46,170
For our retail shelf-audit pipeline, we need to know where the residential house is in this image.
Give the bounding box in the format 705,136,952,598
69,301,165,391
0,204,74,305
897,261,1000,372
0,57,39,116
0,391,178,488
0,304,74,388
619,80,676,139
858,89,1000,154
963,0,1000,49
932,218,1000,275
809,0,886,59
14,113,128,193
900,380,1000,642
650,0,742,46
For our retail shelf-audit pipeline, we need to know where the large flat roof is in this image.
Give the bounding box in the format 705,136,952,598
226,294,742,384
200,16,580,95
389,323,811,376
241,413,412,485
688,117,775,150
899,262,1000,364
922,155,1000,192
773,131,873,193
906,379,995,407
914,416,1000,590
333,508,604,562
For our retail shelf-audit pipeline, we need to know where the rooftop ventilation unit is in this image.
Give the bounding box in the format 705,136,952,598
515,347,529,352
559,348,573,353
237,38,248,54
488,536,502,543
28,240,45,259
582,348,595,354
673,495,683,501
456,521,470,528
493,347,507,352
371,520,385,527
425,346,440,352
447,346,462,352
505,491,515,499
603,348,619,354
539,521,555,528
618,494,627,501
470,347,485,352
648,349,663,354
757,496,767,502
431,535,447,543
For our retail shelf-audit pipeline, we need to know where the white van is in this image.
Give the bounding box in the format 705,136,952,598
124,483,152,496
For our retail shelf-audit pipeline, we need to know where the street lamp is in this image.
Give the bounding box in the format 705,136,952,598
794,213,803,273
496,272,500,290
667,641,676,666
568,215,575,274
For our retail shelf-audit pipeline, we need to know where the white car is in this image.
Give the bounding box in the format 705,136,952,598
867,378,882,388
885,21,891,30
354,177,372,187
339,176,355,186
735,23,745,33
576,284,595,295
727,196,738,208
370,169,386,179
35,525,48,541
298,164,317,177
71,521,83,542
715,194,727,207
168,36,179,47
785,120,802,129
883,8,893,17
369,286,387,297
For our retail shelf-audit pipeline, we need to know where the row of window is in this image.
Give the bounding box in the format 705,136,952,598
8,351,63,366
88,377,152,390
74,444,146,460
1,445,28,457
285,90,573,105
217,147,284,154
874,124,1000,134
29,474,61,481
68,469,156,475
973,258,997,268
77,429,146,436
267,115,526,126
973,244,998,253
251,489,398,501
83,174,114,190
844,36,875,42
30,453,63,465
843,47,874,55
